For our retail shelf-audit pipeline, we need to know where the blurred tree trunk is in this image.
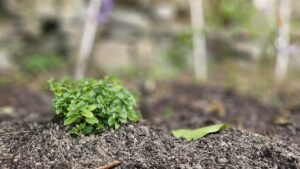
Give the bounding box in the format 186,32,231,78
253,0,276,26
275,0,292,81
75,0,102,80
189,0,207,81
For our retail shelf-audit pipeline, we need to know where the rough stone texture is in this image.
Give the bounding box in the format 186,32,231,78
0,120,299,169
93,40,132,71
0,50,13,71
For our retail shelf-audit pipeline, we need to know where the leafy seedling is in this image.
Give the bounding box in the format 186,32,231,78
48,76,140,136
172,124,230,141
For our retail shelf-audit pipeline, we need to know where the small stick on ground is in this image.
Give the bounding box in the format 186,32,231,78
97,160,122,169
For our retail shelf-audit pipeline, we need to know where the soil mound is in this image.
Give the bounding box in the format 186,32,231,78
1,120,299,169
0,85,52,121
141,82,300,144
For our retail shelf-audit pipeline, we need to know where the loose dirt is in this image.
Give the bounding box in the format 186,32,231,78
141,82,300,144
0,120,299,169
0,83,299,168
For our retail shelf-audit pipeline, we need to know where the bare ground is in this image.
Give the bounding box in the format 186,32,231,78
0,83,299,168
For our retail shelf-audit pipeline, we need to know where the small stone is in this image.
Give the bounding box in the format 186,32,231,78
220,141,227,146
48,161,55,165
65,145,70,151
217,158,228,163
168,156,175,160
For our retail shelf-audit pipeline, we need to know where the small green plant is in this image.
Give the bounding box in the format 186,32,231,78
48,76,140,136
21,53,62,74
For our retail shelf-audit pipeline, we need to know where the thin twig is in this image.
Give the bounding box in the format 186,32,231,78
97,160,122,169
0,131,31,136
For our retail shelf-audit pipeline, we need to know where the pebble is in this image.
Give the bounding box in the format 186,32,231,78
220,141,227,146
217,157,228,163
168,156,175,160
65,145,70,151
128,125,134,130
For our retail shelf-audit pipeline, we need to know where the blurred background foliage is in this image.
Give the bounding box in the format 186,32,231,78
0,0,300,107
20,53,63,74
205,0,255,27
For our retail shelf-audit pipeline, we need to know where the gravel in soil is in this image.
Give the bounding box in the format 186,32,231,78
0,120,299,169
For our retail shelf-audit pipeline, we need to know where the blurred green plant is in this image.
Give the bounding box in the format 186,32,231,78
164,31,193,70
205,0,255,27
21,53,63,74
48,76,140,136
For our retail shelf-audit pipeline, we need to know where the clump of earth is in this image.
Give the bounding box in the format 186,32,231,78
0,83,299,168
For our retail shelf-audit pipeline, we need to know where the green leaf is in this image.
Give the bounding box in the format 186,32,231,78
85,117,99,124
172,124,230,141
108,117,115,126
68,128,80,136
66,111,79,117
128,110,140,122
82,125,93,135
114,122,120,129
67,104,77,112
88,104,97,111
76,123,86,130
64,114,81,125
81,110,94,118
96,123,104,130
120,108,127,119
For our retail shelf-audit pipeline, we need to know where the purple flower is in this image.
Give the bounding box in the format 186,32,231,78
96,0,114,24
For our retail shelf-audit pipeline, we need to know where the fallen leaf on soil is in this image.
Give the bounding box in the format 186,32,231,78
172,124,230,141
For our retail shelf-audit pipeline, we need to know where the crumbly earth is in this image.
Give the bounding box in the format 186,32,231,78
0,85,52,122
141,82,300,144
0,120,299,169
0,83,300,168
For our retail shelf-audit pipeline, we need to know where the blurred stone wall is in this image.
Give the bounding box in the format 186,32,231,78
0,0,190,73
1,0,300,73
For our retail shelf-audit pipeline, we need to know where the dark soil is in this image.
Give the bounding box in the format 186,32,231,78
0,85,52,121
141,82,300,144
0,83,300,168
0,120,299,169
